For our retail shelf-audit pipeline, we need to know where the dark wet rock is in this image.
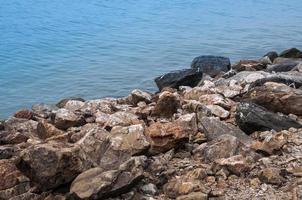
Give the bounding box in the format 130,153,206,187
266,61,299,72
154,68,203,91
0,159,31,199
13,109,34,120
152,91,180,118
235,103,302,135
191,55,231,77
199,117,251,145
279,48,302,58
232,60,266,72
244,82,302,116
54,109,85,130
70,156,146,200
56,97,85,108
17,142,88,191
264,51,278,63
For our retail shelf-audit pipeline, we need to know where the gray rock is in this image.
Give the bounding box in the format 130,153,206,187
191,55,231,77
130,89,152,105
263,51,278,62
54,109,85,130
31,103,58,119
235,103,302,135
56,97,85,108
266,61,299,72
279,48,302,58
154,68,203,91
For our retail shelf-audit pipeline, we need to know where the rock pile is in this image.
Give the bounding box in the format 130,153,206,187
1,47,302,199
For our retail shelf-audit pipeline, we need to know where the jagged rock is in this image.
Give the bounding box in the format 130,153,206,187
139,183,158,196
31,103,58,119
266,61,299,72
18,142,88,191
232,60,266,72
95,111,110,126
152,91,180,118
235,103,302,134
130,89,152,105
80,98,117,114
56,97,85,108
69,123,104,143
176,192,208,200
199,117,251,145
37,120,65,139
259,168,285,185
13,109,34,120
70,156,146,200
154,68,203,91
0,160,31,199
199,94,234,110
215,155,250,176
215,71,270,86
54,109,85,130
205,105,230,119
264,51,278,63
244,82,302,116
105,111,140,128
146,120,189,154
191,55,231,77
279,48,302,58
0,145,16,159
63,100,85,111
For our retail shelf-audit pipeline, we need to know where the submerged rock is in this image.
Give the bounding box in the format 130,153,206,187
235,103,302,134
154,68,203,91
191,55,231,77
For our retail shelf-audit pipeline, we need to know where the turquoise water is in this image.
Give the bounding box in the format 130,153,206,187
1,0,302,118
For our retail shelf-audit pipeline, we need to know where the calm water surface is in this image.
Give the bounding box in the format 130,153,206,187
1,0,302,118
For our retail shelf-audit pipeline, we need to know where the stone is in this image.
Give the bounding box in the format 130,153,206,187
18,142,88,191
13,109,34,120
140,183,158,196
63,100,85,111
154,68,203,91
130,89,152,104
199,117,251,145
0,120,4,130
0,160,31,199
259,168,285,185
37,120,65,139
70,156,146,200
105,111,140,128
95,111,110,126
266,61,299,72
54,108,85,130
56,97,85,108
80,98,117,114
176,192,208,200
263,51,278,62
152,91,180,118
0,145,16,159
31,103,58,119
215,155,250,176
205,105,230,119
199,94,234,110
244,82,302,116
9,193,43,200
232,60,266,72
191,55,231,77
279,48,302,58
235,103,302,135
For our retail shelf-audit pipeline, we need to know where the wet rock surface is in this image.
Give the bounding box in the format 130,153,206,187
1,50,302,199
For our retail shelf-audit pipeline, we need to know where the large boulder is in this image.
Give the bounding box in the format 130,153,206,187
154,68,203,91
191,55,231,77
235,103,302,135
70,156,146,200
279,48,302,58
17,142,88,191
244,82,302,116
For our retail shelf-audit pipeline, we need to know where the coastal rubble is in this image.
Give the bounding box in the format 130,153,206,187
1,48,302,199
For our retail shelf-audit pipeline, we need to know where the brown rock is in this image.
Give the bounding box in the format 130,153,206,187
104,111,140,128
232,60,266,72
215,155,250,176
130,89,152,105
205,105,230,119
259,168,285,185
176,192,208,200
54,109,85,130
152,91,180,118
37,120,65,139
13,109,34,120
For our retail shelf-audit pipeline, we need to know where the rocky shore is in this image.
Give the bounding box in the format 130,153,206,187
1,47,302,200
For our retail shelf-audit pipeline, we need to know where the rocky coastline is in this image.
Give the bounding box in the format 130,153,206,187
1,47,302,200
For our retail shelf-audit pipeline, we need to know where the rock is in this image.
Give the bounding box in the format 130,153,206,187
69,123,104,143
0,160,31,199
199,117,251,145
205,105,230,119
176,192,208,200
266,61,299,72
13,109,34,120
232,60,266,72
215,155,250,176
54,108,85,130
18,142,88,191
140,183,158,196
80,98,117,114
37,120,65,139
31,103,58,119
63,100,85,111
70,156,146,200
56,97,85,108
279,48,302,58
9,193,43,200
199,94,234,110
191,55,231,77
0,120,4,130
215,71,270,86
130,89,152,105
259,168,285,185
235,103,302,135
263,51,278,62
105,111,140,128
152,91,180,118
244,82,302,116
0,145,16,159
154,68,203,91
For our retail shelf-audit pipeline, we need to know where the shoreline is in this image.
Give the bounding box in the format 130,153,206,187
1,47,302,199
